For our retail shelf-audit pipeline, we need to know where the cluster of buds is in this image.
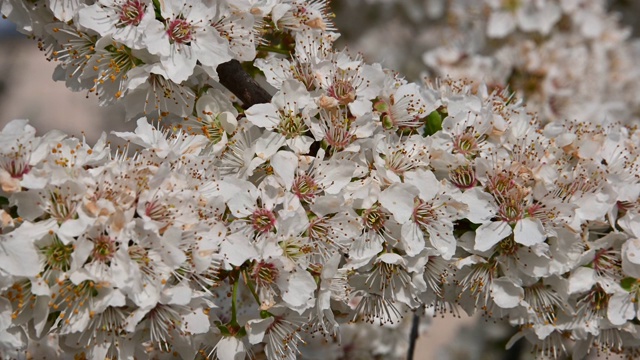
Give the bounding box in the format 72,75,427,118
2,0,640,359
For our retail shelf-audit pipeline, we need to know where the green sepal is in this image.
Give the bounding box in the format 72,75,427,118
620,277,638,292
423,109,443,137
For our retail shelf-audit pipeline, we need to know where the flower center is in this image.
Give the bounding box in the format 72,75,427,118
92,235,117,263
449,166,477,189
363,206,386,233
292,174,319,202
251,208,276,233
167,18,194,44
117,1,145,27
43,237,73,272
412,199,436,230
251,261,279,287
328,79,356,105
278,111,308,139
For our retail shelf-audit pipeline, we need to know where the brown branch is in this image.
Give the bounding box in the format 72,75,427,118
216,60,272,108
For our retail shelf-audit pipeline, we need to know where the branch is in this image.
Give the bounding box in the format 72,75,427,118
217,60,273,108
407,314,420,360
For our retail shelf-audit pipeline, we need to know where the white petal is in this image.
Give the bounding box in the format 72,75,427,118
491,278,523,309
220,232,258,267
379,183,417,224
568,267,596,294
401,222,425,257
245,103,279,129
607,293,635,326
246,317,275,345
474,221,512,252
278,270,316,314
404,169,440,201
514,218,546,246
622,238,640,278
0,221,54,276
182,308,211,334
216,337,247,360
271,151,298,190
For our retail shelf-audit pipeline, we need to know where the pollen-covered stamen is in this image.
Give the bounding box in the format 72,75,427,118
1,150,31,178
412,199,437,230
251,261,279,288
384,149,415,176
524,283,564,325
145,73,194,116
264,315,305,360
497,234,520,257
530,330,568,360
47,189,78,222
291,60,316,91
51,280,100,331
145,304,184,352
327,79,356,105
251,208,276,233
280,236,313,263
574,284,610,325
199,114,226,144
452,128,486,158
593,248,623,281
362,205,386,233
46,28,96,78
90,43,138,101
91,235,117,264
497,199,525,224
449,165,477,189
307,216,347,260
250,260,280,306
117,0,146,27
129,245,156,280
278,110,308,139
365,257,411,300
5,280,37,322
385,94,424,129
145,199,171,223
292,174,319,202
486,172,517,197
167,18,194,44
352,293,402,325
42,236,73,272
455,261,498,311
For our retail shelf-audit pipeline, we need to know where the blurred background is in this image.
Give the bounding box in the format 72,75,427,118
1,1,639,359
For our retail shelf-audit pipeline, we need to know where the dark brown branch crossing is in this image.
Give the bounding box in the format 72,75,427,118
217,60,273,108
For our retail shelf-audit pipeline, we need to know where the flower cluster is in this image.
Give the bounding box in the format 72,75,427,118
339,0,640,126
2,0,640,359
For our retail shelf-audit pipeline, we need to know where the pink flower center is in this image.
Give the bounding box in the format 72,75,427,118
117,0,145,27
167,18,194,44
292,174,319,203
2,158,30,178
251,208,276,233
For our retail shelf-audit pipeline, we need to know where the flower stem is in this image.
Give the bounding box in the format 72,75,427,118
242,269,262,305
230,276,239,326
